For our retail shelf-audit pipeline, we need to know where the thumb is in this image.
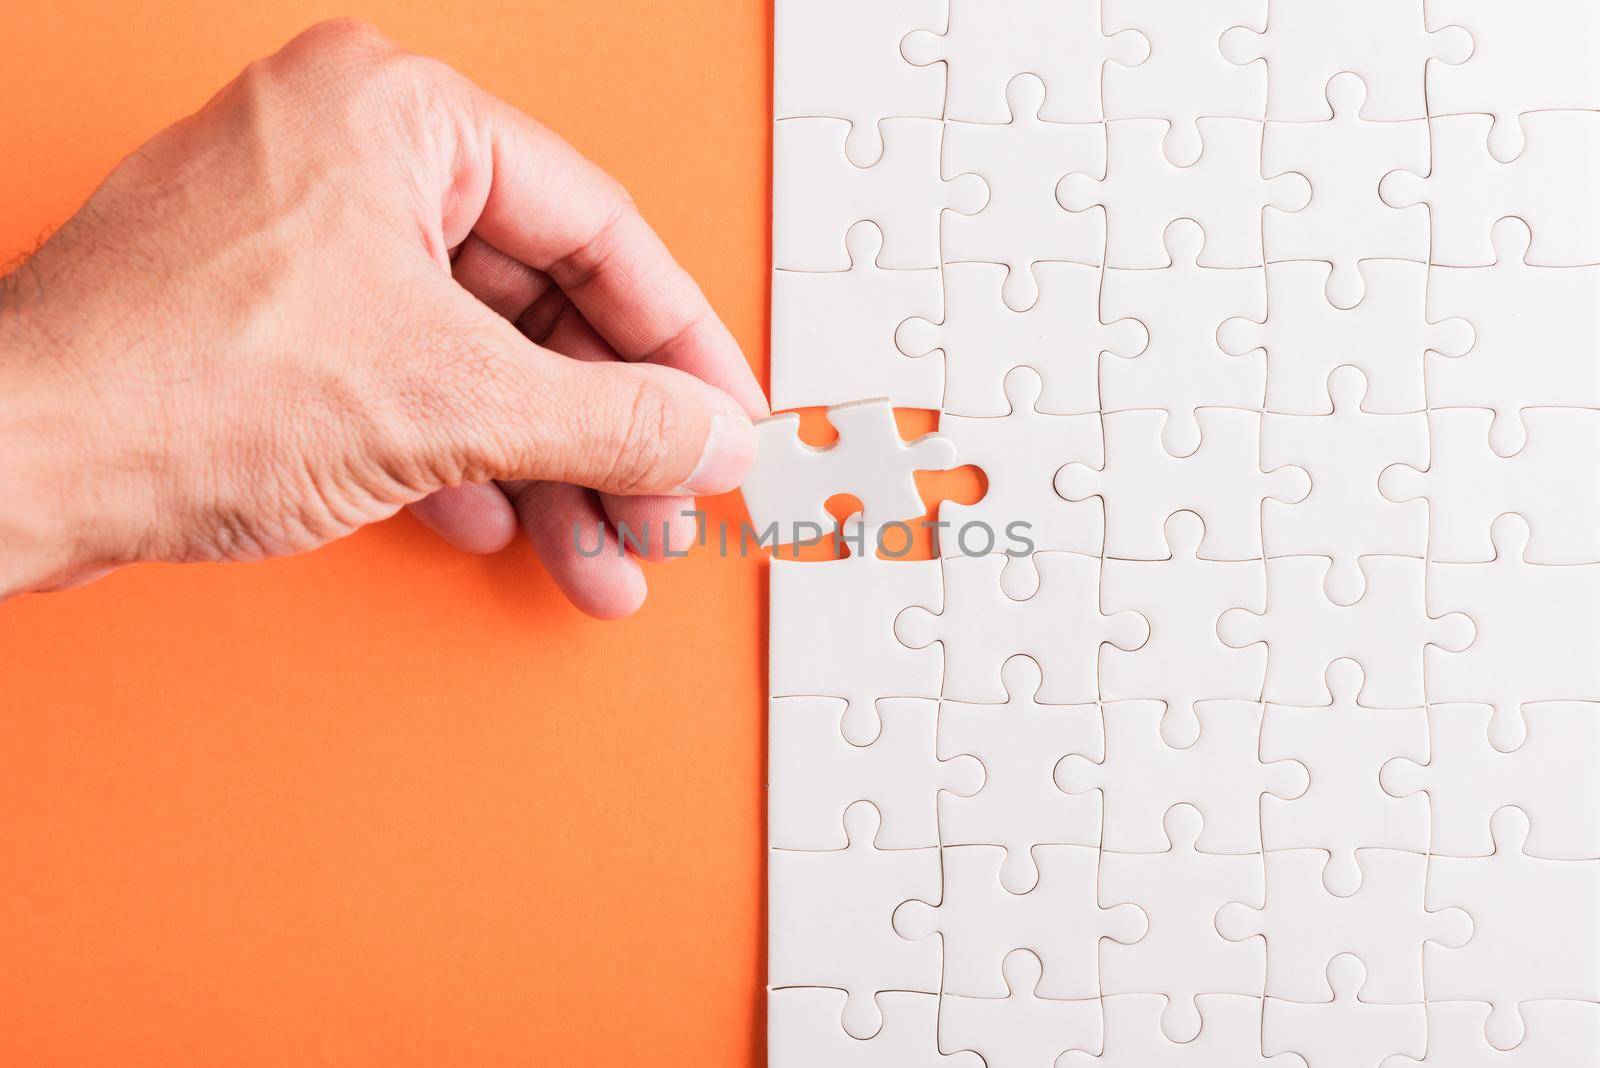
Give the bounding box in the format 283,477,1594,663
402,289,758,496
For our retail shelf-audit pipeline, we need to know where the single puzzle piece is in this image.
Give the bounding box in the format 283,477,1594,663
1102,0,1267,165
773,116,986,271
743,400,956,544
1057,700,1306,854
1054,407,1309,562
939,950,1102,1068
770,515,943,743
1216,848,1472,1003
1264,955,1426,1068
1098,511,1267,747
1059,117,1309,270
1379,999,1600,1068
1380,701,1600,860
941,74,1108,310
895,551,1148,705
772,0,945,167
1219,555,1475,708
1261,367,1429,604
769,801,941,1039
936,369,1105,575
1059,994,1306,1068
768,696,983,851
937,656,1104,893
771,222,943,410
1099,220,1265,455
768,988,983,1068
1220,0,1470,121
1260,73,1430,308
1379,110,1600,267
1097,805,1268,1043
1423,515,1600,750
896,260,1146,418
1426,0,1600,162
893,843,1147,999
1218,259,1473,417
1380,407,1600,565
901,0,1148,124
1260,660,1430,896
1425,219,1600,453
1425,807,1600,1050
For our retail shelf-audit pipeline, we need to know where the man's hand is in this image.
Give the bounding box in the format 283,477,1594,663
0,18,766,616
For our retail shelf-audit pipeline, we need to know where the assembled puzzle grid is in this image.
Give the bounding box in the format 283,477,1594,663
761,1,1600,1064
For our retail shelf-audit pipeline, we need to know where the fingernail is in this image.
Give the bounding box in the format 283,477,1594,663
680,412,757,496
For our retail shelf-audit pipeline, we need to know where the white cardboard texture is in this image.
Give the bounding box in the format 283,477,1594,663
766,2,1600,1064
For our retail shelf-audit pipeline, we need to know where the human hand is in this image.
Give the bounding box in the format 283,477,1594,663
0,18,766,617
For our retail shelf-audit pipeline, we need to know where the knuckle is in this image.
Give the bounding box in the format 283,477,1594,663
550,196,640,294
293,18,395,63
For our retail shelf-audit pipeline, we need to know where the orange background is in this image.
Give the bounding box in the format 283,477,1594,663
0,2,778,1063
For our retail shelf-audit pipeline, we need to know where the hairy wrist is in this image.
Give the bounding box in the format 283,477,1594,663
0,283,141,595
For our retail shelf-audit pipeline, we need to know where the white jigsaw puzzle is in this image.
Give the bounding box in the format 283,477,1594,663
765,0,1600,1063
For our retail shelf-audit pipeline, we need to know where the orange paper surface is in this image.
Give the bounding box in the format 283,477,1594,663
0,2,772,1062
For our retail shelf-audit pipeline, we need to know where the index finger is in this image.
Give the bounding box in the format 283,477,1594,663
448,81,768,419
